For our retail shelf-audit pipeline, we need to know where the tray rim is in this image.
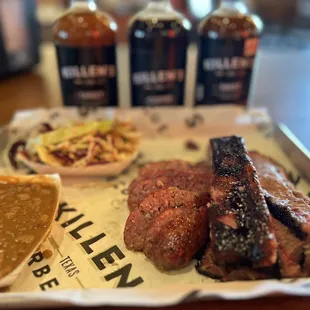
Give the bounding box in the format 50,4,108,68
274,123,310,181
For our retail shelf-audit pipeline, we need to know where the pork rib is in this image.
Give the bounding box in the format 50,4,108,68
209,136,277,268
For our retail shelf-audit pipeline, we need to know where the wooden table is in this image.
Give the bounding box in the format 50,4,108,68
1,43,310,309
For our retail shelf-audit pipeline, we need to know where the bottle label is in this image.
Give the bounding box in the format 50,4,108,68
56,45,118,107
130,49,186,106
196,36,259,105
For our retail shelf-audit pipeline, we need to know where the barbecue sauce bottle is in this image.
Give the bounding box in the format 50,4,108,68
53,0,118,107
195,0,263,106
129,0,191,106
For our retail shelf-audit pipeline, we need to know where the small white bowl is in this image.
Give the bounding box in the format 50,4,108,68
17,152,138,177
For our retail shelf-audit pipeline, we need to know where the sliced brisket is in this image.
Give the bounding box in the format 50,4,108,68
196,247,226,279
250,151,310,238
197,247,273,281
250,151,310,275
272,218,305,278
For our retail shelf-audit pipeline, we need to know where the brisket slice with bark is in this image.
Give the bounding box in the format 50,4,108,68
209,136,277,268
272,218,305,278
197,218,305,280
250,151,310,239
250,152,310,238
196,247,274,281
250,151,310,276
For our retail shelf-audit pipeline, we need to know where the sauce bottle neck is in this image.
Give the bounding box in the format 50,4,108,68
219,0,248,13
71,0,97,11
146,0,173,12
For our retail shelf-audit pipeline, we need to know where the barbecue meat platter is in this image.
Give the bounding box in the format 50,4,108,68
124,135,310,281
2,107,310,303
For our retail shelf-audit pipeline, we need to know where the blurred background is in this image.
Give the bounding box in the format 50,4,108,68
2,0,310,78
0,0,309,147
37,0,310,42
